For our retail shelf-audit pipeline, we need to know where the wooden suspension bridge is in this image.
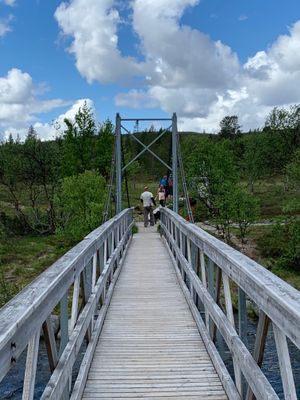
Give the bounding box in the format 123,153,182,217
0,114,299,399
0,208,299,399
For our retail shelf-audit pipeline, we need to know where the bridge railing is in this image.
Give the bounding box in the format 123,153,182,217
160,208,300,400
0,208,133,400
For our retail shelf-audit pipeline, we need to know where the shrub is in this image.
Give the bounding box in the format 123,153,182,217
55,171,106,241
258,220,300,272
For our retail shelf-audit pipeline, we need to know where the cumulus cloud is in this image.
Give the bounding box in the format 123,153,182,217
3,98,95,141
55,0,142,83
243,21,300,107
55,0,300,132
0,68,70,139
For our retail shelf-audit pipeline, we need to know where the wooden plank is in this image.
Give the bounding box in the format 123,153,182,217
161,220,279,400
273,323,297,400
163,236,240,400
22,330,40,400
70,276,80,332
0,209,132,382
222,273,242,396
70,235,133,400
40,220,134,399
160,208,300,349
82,224,228,399
246,311,270,400
42,316,58,373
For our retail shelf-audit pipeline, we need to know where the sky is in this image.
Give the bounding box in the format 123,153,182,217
1,0,300,140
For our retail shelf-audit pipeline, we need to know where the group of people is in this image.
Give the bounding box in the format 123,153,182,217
158,175,173,206
140,175,173,227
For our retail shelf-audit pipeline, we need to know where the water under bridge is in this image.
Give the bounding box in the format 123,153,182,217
0,207,299,400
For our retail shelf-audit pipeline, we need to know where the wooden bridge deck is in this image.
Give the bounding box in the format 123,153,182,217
82,223,228,399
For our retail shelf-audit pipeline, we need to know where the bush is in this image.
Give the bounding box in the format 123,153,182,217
258,220,300,272
55,171,106,241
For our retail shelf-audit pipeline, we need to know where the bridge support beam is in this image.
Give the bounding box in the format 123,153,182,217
114,113,178,214
172,113,178,213
115,113,122,213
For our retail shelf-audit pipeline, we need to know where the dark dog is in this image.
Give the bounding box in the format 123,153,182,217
153,207,160,224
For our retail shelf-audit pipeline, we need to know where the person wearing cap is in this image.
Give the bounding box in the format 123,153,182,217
140,186,156,227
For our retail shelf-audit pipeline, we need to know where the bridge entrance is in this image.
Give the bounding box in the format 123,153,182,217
114,113,179,214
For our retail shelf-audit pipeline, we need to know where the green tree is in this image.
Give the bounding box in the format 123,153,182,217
219,116,241,139
0,128,61,234
186,138,237,240
61,102,97,176
242,134,265,192
95,119,115,179
55,170,106,241
232,189,259,243
260,148,300,272
264,105,300,158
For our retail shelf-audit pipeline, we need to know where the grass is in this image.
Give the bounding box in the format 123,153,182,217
252,177,300,220
0,235,72,307
0,175,299,308
246,225,300,290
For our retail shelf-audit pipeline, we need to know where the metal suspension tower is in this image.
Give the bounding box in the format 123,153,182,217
115,113,179,214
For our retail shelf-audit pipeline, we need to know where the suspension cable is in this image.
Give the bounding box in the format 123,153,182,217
102,135,116,223
121,136,131,209
177,135,194,223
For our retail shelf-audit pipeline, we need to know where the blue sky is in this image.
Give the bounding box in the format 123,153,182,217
1,0,300,139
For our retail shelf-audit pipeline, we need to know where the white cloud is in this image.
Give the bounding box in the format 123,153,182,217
0,68,70,139
3,99,95,141
243,21,300,107
1,0,16,5
55,0,300,132
0,14,13,37
55,0,141,83
238,15,248,22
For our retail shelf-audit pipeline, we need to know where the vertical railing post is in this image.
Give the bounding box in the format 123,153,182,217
238,287,248,398
207,258,215,337
115,113,122,213
22,330,40,400
172,113,178,213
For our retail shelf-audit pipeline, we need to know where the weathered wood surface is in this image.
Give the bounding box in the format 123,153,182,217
82,223,228,399
160,209,300,350
160,208,300,400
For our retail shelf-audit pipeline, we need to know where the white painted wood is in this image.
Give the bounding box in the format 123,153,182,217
22,330,40,400
82,223,228,399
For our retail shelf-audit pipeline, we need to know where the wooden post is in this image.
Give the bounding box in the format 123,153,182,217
207,258,215,337
22,330,40,400
42,316,58,373
273,323,297,400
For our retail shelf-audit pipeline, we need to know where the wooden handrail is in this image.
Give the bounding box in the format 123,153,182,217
0,208,134,399
160,207,299,400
